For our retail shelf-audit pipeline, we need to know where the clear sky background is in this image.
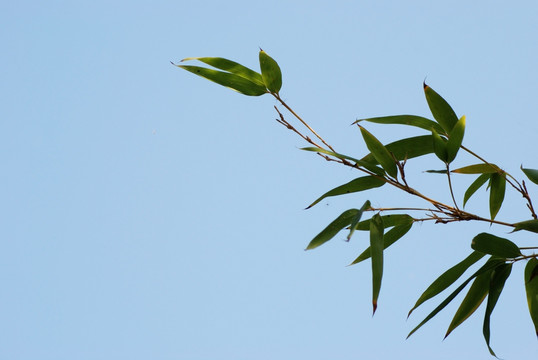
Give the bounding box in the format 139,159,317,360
1,1,537,359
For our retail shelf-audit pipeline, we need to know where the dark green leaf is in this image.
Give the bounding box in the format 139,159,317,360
176,65,267,96
424,83,459,133
431,129,448,163
521,166,538,185
446,115,466,163
350,223,412,265
471,233,521,259
424,169,448,174
180,57,265,86
305,209,358,250
306,177,385,209
525,258,538,337
300,147,385,176
489,173,506,220
359,126,398,178
348,201,372,241
483,263,512,358
370,214,384,315
463,173,490,207
361,135,434,164
355,115,445,134
452,164,501,174
408,251,485,317
259,49,282,94
354,214,414,231
513,220,538,234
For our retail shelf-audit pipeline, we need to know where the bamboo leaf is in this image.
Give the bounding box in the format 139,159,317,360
361,135,434,164
348,201,372,241
359,126,398,178
259,49,282,94
424,82,459,133
463,173,490,207
489,173,506,220
301,147,385,176
350,223,413,265
354,214,414,231
180,57,265,86
305,209,358,250
525,258,538,337
306,177,385,209
408,251,485,317
483,263,512,358
452,164,501,174
355,115,445,134
512,219,538,234
446,115,466,163
370,214,384,315
431,129,448,163
521,166,538,185
471,233,521,259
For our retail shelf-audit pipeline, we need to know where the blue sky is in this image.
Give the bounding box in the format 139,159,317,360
1,1,537,359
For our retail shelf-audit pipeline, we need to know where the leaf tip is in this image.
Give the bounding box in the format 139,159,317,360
372,302,377,316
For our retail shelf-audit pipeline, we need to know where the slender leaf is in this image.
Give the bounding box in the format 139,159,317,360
521,166,538,185
301,147,385,176
463,173,490,207
361,135,434,164
306,177,385,209
489,173,506,220
452,164,501,174
259,49,282,94
424,83,459,133
180,57,265,86
355,115,445,134
425,169,448,174
525,258,538,337
350,223,413,265
176,65,267,96
513,219,538,234
431,129,448,163
445,268,492,338
305,209,358,250
370,214,384,314
446,115,466,163
354,214,414,231
359,126,398,178
408,251,485,317
471,233,521,259
348,201,372,241
483,263,512,358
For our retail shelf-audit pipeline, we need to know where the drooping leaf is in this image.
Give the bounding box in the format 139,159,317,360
361,135,434,164
176,65,267,96
305,209,358,250
512,219,538,234
370,214,384,315
445,268,492,338
483,263,512,358
489,173,506,220
359,126,398,178
348,201,372,241
408,251,485,317
259,49,282,94
431,129,448,163
354,214,414,231
407,257,505,338
355,115,445,134
350,222,413,265
446,115,466,163
471,233,521,259
452,164,501,174
180,57,265,86
521,166,538,185
525,258,538,337
306,177,385,209
301,147,385,176
463,173,490,207
425,169,448,174
424,83,459,133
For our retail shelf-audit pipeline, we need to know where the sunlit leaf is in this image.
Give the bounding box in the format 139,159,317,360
452,164,501,174
408,251,485,317
463,173,490,207
471,233,521,259
489,173,506,220
259,49,282,94
361,135,434,164
348,201,372,241
350,222,412,265
424,83,459,133
180,57,265,86
525,258,538,337
446,115,466,163
483,263,512,358
301,147,385,176
305,209,358,250
521,166,538,185
355,115,445,134
370,214,384,315
306,177,385,209
359,126,398,178
354,214,414,231
431,129,448,163
512,219,538,234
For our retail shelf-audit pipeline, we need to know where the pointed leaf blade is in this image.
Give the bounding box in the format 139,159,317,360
354,214,414,231
446,115,466,163
359,126,398,178
525,258,538,337
424,83,458,133
180,57,265,86
521,166,538,185
513,220,538,234
489,173,506,220
259,50,282,94
355,115,445,134
306,177,385,209
471,233,521,259
431,129,448,163
361,135,434,164
350,222,412,265
305,209,358,250
370,214,384,314
348,201,372,241
452,164,501,174
463,173,490,207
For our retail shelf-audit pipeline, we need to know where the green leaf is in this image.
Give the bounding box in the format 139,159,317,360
424,169,448,174
431,129,448,163
350,223,413,265
301,147,385,176
408,251,485,317
513,219,538,234
463,173,490,207
361,135,434,164
259,49,282,94
359,126,398,178
175,65,267,96
489,173,506,220
180,57,265,86
355,115,445,134
471,233,521,259
305,209,358,250
306,177,385,209
354,214,414,231
521,166,538,185
446,115,466,163
424,83,459,133
370,214,384,315
483,263,512,358
525,258,538,337
348,201,372,241
407,257,505,338
452,164,501,174
445,268,492,338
